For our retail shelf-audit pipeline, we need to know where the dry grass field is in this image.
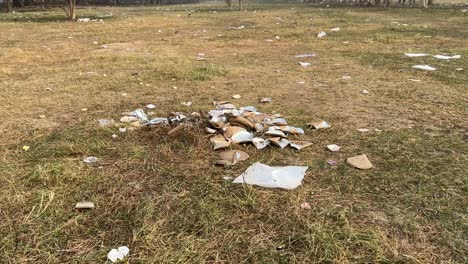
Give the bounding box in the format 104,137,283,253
0,2,467,263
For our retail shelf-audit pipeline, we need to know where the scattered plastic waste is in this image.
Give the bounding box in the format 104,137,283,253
327,144,340,152
111,134,118,139
346,154,373,170
75,201,94,209
81,108,88,111
216,150,249,166
146,104,156,109
233,162,308,190
121,92,128,96
22,145,30,151
289,141,312,150
232,94,241,99
77,18,103,22
299,62,311,67
357,128,369,133
317,31,326,38
301,202,311,210
260,97,272,103
252,137,270,149
119,127,127,133
269,137,290,149
412,65,436,71
362,89,369,94
229,25,245,29
331,27,340,31
181,101,192,106
39,115,46,118
83,157,99,164
308,121,331,130
341,76,351,80
210,134,231,150
99,119,114,127
120,116,138,123
433,54,461,60
107,246,129,263
295,54,316,58
408,78,421,82
404,53,429,57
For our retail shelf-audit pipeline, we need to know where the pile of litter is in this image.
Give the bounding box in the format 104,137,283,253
206,101,314,151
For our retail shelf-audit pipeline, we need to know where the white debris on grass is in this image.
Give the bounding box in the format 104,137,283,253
299,62,311,67
83,157,99,164
295,54,316,58
412,65,436,71
404,52,429,57
233,162,308,190
331,27,340,31
107,246,130,263
433,54,461,60
327,144,340,152
317,31,326,38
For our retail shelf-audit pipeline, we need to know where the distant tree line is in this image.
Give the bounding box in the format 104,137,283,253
2,0,200,9
299,0,433,7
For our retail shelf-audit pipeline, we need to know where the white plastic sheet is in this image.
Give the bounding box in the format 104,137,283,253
404,53,429,57
412,65,436,71
433,54,461,60
233,162,308,190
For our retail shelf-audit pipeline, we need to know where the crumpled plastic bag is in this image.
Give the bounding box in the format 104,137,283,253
233,162,308,190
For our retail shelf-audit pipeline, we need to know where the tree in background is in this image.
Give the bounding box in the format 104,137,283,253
61,0,76,20
4,0,12,12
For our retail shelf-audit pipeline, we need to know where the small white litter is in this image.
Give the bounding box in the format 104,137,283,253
317,31,326,38
327,144,340,152
83,157,99,164
404,53,429,57
408,78,421,82
75,201,95,209
107,246,129,263
295,54,316,58
308,120,330,130
299,62,311,67
357,128,370,133
146,104,156,109
118,127,127,133
252,137,269,149
362,89,369,94
233,162,308,190
412,65,436,71
232,94,241,99
181,102,192,106
341,75,351,80
331,27,340,32
433,54,461,60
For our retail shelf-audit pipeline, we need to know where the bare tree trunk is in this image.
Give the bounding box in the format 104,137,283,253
5,0,12,12
238,0,242,10
419,0,427,7
225,0,232,9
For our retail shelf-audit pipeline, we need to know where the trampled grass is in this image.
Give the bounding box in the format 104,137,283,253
0,3,467,263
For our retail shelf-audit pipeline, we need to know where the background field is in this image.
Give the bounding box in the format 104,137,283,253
0,2,467,263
